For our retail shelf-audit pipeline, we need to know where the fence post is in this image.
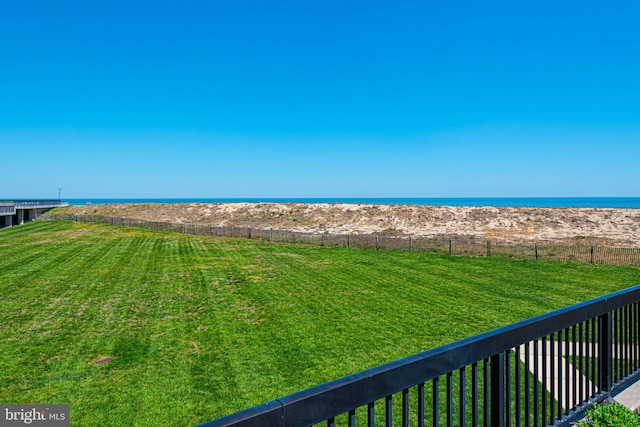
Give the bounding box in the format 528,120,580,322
270,228,273,242
322,233,325,247
449,239,452,255
347,234,351,249
535,243,539,261
248,228,252,239
487,241,491,257
409,237,413,252
598,313,613,393
490,352,505,427
590,245,595,264
376,235,379,251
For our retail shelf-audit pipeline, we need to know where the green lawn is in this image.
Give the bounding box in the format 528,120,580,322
1,221,639,426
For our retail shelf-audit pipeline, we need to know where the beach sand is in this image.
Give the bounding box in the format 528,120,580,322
54,202,640,247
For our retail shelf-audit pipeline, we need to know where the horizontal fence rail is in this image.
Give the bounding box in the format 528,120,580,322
197,285,640,427
39,214,640,268
14,200,63,208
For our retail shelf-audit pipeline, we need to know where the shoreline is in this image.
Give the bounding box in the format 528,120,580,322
52,202,640,247
62,197,640,209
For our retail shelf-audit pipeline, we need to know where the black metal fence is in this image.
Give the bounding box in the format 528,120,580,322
197,285,640,427
40,214,640,267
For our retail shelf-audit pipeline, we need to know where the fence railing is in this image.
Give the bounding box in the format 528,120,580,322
14,200,63,208
196,285,640,427
0,203,15,215
0,200,63,216
39,214,640,267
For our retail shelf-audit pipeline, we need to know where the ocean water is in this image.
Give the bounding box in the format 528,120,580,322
64,197,640,208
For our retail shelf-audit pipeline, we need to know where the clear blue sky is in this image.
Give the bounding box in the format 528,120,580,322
1,1,639,199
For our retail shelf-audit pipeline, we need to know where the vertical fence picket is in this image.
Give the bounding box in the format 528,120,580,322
549,332,556,425
348,409,355,427
578,322,584,405
459,367,466,427
514,346,520,427
533,340,539,427
524,342,530,427
542,336,547,424
402,388,409,427
418,382,425,427
483,358,489,427
368,402,375,427
490,353,505,427
432,378,439,427
472,362,479,427
556,330,562,422
446,372,453,427
571,326,576,413
564,328,570,418
599,313,612,393
591,317,597,398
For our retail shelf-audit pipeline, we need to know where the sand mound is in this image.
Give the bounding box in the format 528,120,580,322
54,202,640,246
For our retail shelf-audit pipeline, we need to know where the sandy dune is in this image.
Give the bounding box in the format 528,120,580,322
54,202,640,247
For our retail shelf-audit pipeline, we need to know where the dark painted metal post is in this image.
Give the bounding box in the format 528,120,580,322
402,388,409,427
432,379,439,427
599,313,612,394
590,245,595,264
491,353,505,427
459,367,466,427
487,241,491,257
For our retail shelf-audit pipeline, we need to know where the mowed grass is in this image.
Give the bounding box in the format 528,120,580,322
1,221,639,426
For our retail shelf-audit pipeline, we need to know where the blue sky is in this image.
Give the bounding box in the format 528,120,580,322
1,1,639,198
